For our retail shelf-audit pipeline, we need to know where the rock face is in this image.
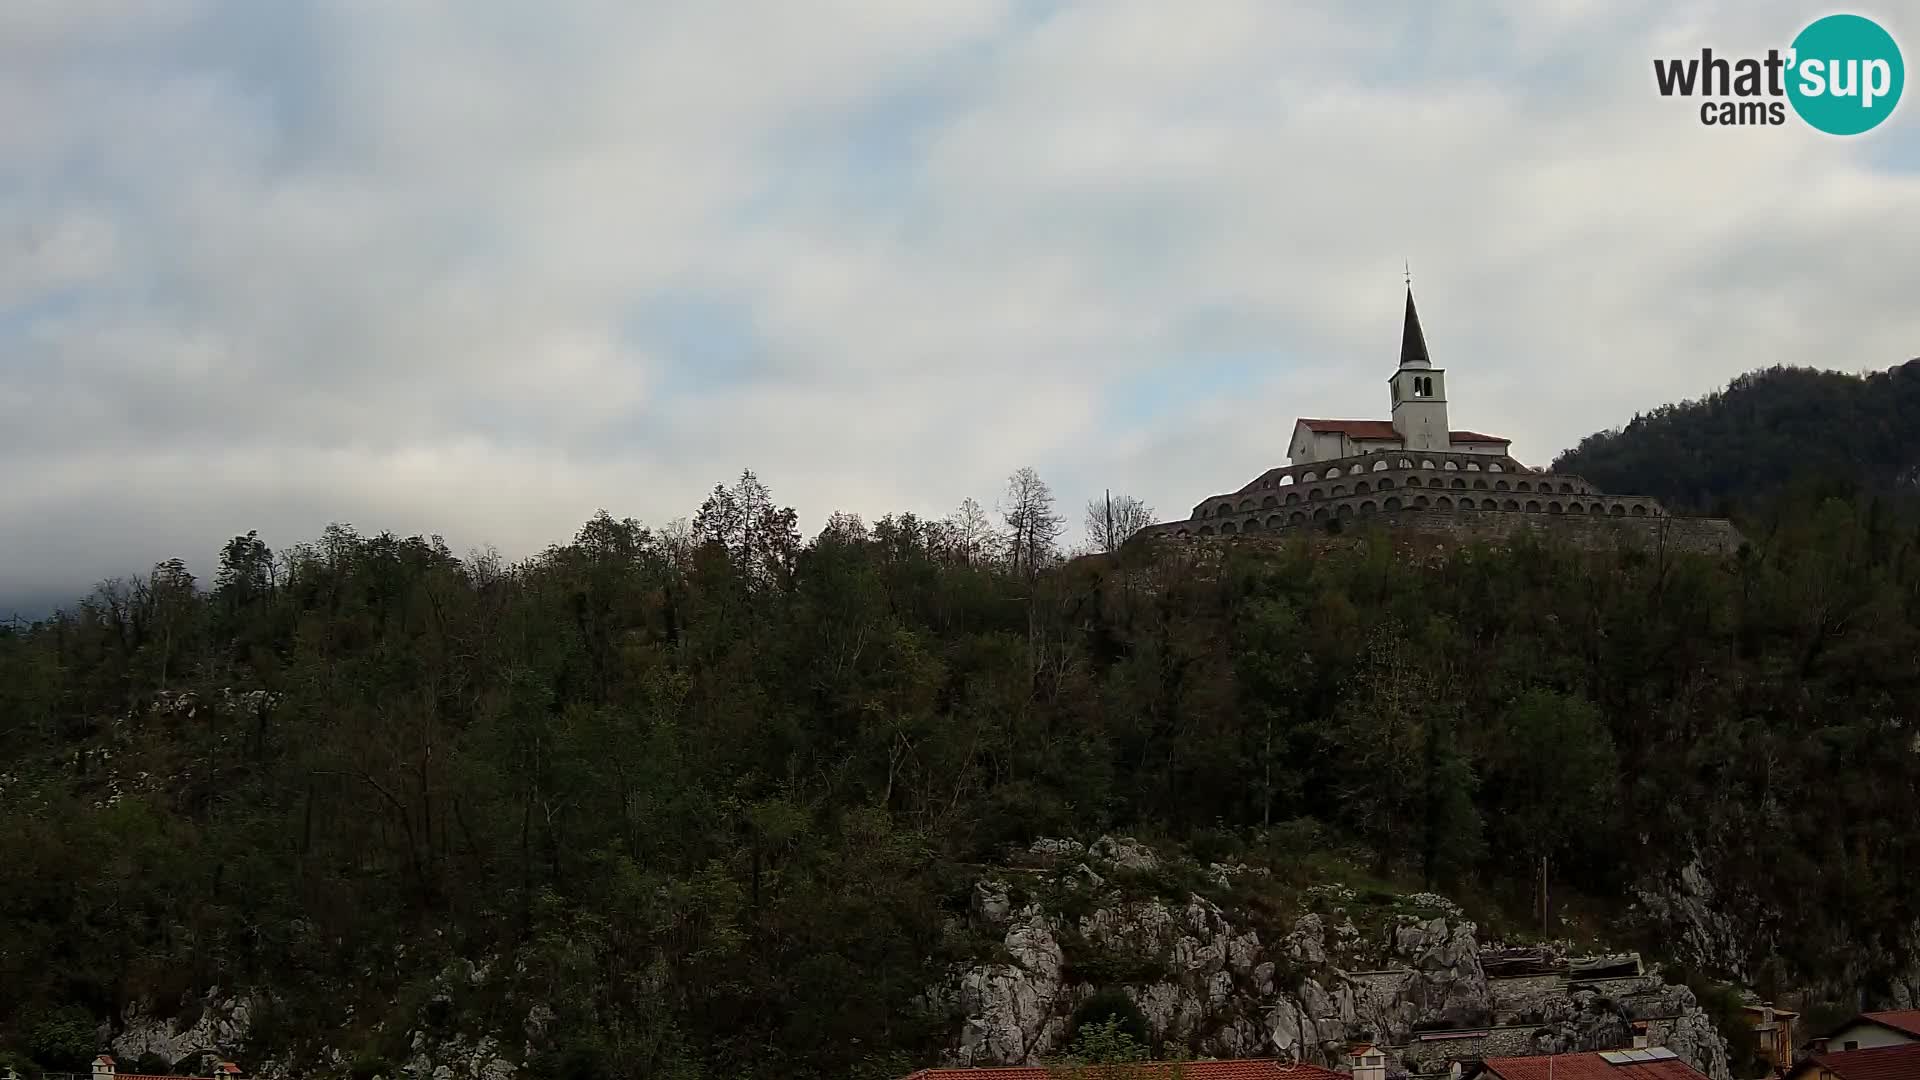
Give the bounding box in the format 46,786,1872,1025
404,1031,517,1080
1635,850,1920,1011
112,989,254,1066
932,837,1735,1080
1394,917,1493,1030
941,900,1076,1063
1633,857,1759,983
151,961,532,1080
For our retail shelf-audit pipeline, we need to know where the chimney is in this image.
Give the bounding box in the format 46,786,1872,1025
1349,1043,1387,1080
93,1056,117,1080
1632,1020,1651,1049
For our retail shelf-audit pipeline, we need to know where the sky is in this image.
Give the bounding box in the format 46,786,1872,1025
4,0,1919,615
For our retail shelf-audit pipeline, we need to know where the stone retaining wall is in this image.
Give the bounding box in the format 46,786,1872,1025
1490,973,1573,1021
1146,508,1743,556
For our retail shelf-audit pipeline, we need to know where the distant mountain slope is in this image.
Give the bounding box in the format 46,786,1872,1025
1553,360,1920,512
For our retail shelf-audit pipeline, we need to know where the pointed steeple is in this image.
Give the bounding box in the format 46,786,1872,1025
1399,285,1432,369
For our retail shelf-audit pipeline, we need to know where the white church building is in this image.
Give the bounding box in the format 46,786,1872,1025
1141,288,1680,540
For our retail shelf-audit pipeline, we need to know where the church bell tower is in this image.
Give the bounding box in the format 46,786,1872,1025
1389,285,1450,452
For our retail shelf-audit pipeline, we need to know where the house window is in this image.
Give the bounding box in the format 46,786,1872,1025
1845,1041,1859,1051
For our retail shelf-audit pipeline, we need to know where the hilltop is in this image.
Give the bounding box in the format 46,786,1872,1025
1554,360,1920,512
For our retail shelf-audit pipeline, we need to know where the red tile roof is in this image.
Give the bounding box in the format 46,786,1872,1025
1298,418,1401,440
92,1056,241,1080
1793,1043,1920,1079
1296,419,1509,445
1481,1051,1707,1080
1858,1008,1920,1037
901,1061,1345,1080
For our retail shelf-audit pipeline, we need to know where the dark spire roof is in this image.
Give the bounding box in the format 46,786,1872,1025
1400,286,1431,369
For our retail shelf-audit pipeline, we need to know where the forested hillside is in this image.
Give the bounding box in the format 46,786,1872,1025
3,466,1919,1079
1553,359,1920,512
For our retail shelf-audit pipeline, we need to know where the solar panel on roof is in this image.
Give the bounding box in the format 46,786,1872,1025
1596,1047,1681,1067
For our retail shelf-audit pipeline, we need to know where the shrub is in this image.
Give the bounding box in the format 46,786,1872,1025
25,1007,97,1071
1069,989,1150,1048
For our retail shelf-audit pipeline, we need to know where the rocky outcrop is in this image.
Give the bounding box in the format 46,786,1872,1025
1635,850,1920,1012
146,958,537,1080
933,838,1734,1080
401,1032,517,1080
112,989,255,1067
938,901,1077,1063
1394,916,1493,1029
1633,857,1759,983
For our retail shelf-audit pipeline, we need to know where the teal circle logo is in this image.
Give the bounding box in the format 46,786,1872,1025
1787,14,1904,134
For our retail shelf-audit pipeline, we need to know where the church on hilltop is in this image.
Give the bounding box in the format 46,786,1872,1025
1139,288,1740,552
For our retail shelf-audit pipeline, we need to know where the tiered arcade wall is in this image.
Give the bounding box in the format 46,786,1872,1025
1169,450,1660,535
1139,449,1741,554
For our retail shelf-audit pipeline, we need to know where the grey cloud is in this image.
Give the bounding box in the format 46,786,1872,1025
3,0,1916,609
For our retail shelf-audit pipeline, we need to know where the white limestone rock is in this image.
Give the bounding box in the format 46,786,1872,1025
1089,835,1159,872
928,846,1736,1079
1632,857,1754,982
112,989,254,1066
1286,913,1328,966
1662,1006,1735,1080
1394,916,1494,1029
946,905,1076,1064
1028,838,1086,860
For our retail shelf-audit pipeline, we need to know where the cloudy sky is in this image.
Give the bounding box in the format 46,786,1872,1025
4,0,1918,613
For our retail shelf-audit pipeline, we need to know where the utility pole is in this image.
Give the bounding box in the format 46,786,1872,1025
1540,855,1550,939
1105,489,1114,554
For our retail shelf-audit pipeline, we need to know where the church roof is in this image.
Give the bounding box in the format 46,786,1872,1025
1296,419,1510,446
1299,418,1400,440
1400,286,1432,369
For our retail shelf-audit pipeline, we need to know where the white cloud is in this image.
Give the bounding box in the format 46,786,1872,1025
3,0,1917,608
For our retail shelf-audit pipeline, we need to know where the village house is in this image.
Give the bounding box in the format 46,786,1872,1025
84,1056,243,1080
1738,1002,1800,1073
1784,1041,1920,1080
1809,1009,1920,1054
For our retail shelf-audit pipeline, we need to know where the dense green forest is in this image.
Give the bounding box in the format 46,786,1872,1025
4,418,1920,1077
1554,359,1920,512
